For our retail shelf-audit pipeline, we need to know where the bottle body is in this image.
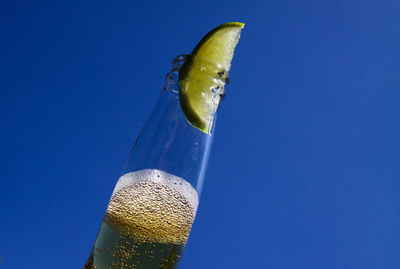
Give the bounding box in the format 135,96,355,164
84,55,224,268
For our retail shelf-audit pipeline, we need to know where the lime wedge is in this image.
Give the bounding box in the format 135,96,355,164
179,22,244,134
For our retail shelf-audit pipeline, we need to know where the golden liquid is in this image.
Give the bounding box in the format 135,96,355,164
84,169,199,269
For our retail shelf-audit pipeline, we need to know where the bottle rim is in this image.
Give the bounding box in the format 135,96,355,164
172,54,225,71
164,54,229,96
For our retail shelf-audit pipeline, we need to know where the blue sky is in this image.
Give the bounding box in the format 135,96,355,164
1,0,400,268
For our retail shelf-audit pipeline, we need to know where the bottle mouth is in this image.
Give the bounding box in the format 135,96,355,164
176,55,229,81
172,54,224,70
165,54,229,97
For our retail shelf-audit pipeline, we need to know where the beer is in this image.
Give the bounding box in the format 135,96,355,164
84,169,198,268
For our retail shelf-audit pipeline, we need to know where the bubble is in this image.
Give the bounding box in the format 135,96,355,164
105,169,199,244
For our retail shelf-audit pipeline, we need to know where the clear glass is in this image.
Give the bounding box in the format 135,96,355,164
83,55,227,269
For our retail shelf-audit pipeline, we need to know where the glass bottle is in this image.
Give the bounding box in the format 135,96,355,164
83,55,228,269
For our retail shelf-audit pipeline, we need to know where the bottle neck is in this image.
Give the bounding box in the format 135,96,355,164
121,55,224,194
